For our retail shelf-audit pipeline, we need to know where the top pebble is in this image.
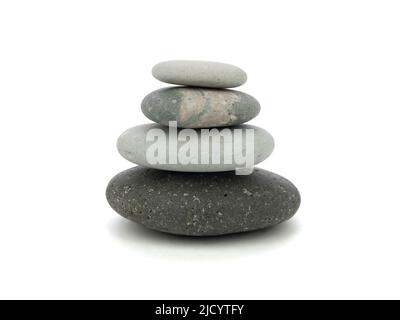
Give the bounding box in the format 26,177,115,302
152,60,247,89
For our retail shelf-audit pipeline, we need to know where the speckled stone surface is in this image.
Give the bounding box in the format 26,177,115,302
152,60,247,88
141,87,260,128
106,166,300,236
117,124,274,172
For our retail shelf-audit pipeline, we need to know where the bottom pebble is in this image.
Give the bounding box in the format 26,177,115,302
106,167,301,236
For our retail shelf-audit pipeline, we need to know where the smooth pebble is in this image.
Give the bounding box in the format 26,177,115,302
117,124,274,172
142,87,260,128
106,167,301,236
152,60,247,88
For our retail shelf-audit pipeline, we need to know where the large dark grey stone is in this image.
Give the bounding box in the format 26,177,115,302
106,167,301,236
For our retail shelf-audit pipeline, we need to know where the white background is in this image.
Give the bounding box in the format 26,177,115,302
1,0,399,300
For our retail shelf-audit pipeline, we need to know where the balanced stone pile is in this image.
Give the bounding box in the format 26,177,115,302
106,60,301,236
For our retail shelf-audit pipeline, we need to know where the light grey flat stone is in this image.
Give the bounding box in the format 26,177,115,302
116,124,274,172
106,167,301,236
141,87,260,128
152,60,247,88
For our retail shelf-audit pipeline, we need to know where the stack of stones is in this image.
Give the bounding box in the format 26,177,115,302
106,60,301,236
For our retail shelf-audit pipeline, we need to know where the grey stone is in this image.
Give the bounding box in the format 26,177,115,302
141,87,260,128
117,124,274,172
106,166,301,236
152,60,247,88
